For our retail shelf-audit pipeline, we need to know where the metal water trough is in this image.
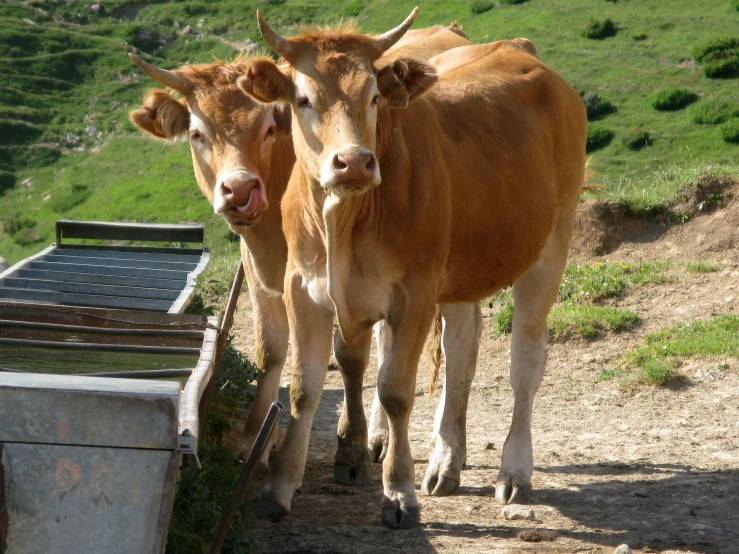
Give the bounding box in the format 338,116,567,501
0,220,243,554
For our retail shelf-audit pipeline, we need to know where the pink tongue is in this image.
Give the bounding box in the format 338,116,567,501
237,188,263,216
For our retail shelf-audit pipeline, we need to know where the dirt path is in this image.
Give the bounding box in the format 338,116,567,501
230,201,739,554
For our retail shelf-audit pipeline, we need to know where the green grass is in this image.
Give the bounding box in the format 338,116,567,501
618,315,739,386
558,260,671,303
168,289,259,553
548,305,639,339
494,303,639,339
686,261,721,273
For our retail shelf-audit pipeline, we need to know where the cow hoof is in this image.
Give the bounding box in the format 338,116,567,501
495,483,532,505
381,498,420,529
334,462,372,486
421,474,460,497
255,497,289,522
368,435,388,463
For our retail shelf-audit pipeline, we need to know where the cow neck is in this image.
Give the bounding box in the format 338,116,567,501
240,129,294,294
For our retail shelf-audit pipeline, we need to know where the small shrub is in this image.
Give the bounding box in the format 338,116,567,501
688,99,739,124
686,261,720,273
733,0,739,10
623,129,651,151
650,87,698,111
469,0,494,14
580,91,617,121
496,304,514,334
5,214,44,246
499,0,528,4
50,183,92,212
719,118,739,143
586,126,614,152
581,18,617,40
704,58,739,79
631,32,647,41
692,37,739,79
0,170,16,194
343,0,365,17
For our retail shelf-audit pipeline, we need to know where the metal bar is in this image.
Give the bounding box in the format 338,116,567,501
14,268,186,291
0,287,174,311
51,248,204,264
197,262,245,423
27,261,191,281
0,366,193,378
205,401,283,554
56,244,205,256
41,254,199,272
56,219,204,244
0,244,56,280
1,278,181,301
0,319,203,338
0,337,200,355
169,251,211,315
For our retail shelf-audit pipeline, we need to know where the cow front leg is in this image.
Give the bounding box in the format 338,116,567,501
237,258,288,468
333,328,373,485
257,271,334,522
496,219,573,504
378,300,435,529
422,302,481,496
368,321,391,462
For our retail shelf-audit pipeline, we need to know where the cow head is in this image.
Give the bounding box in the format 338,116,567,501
128,54,291,230
237,8,436,196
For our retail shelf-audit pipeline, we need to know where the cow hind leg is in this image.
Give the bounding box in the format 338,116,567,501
368,322,391,462
333,329,373,485
496,217,574,505
237,261,288,468
422,302,481,497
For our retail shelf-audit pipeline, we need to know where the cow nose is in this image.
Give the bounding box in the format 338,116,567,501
331,148,378,181
221,177,259,207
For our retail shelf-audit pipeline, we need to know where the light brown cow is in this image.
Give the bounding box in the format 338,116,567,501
127,25,481,493
240,9,587,528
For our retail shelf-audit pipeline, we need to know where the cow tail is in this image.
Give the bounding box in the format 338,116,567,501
427,307,443,397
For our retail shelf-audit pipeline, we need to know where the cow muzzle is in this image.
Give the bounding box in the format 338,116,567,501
214,171,267,225
320,146,381,193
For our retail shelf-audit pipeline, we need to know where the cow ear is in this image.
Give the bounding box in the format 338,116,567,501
129,90,189,139
376,59,437,108
237,58,291,104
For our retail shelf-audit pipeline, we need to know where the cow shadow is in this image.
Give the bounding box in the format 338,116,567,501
533,462,739,554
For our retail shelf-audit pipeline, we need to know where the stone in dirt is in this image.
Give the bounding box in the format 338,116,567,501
501,506,535,520
613,545,633,554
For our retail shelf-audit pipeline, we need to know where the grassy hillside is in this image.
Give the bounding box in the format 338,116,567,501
2,0,739,263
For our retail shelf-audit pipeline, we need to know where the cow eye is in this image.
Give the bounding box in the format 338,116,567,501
264,126,275,142
371,94,380,108
190,129,204,142
297,97,312,110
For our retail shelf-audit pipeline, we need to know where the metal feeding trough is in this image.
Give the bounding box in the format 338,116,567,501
0,220,243,554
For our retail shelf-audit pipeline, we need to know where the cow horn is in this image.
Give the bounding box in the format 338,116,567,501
256,10,296,62
129,53,193,95
369,7,419,60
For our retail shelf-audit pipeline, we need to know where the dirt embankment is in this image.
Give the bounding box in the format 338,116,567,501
232,175,739,554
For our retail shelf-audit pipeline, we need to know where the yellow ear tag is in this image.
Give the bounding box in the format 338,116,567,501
388,84,409,109
252,74,274,101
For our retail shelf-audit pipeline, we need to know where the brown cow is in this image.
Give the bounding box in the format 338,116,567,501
240,9,587,528
128,25,481,493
